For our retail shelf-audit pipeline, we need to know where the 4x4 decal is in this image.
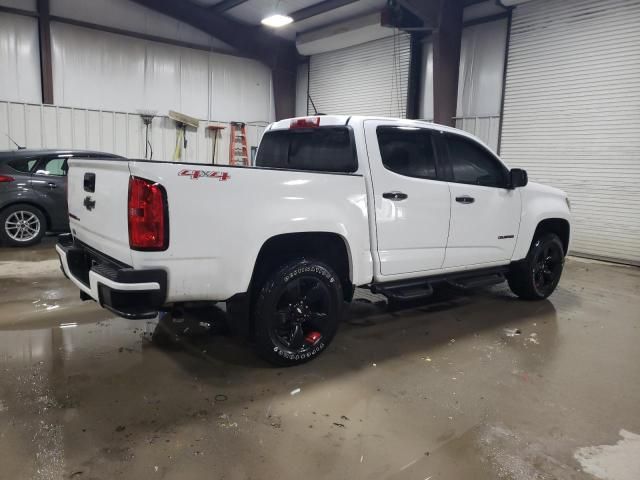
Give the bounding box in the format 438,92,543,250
178,169,230,181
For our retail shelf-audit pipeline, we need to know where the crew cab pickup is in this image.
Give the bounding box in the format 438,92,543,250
57,116,571,365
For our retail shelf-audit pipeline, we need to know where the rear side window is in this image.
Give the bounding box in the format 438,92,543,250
377,127,438,179
256,127,357,173
445,134,508,188
7,158,37,173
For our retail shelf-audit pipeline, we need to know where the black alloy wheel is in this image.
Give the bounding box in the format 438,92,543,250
253,259,343,366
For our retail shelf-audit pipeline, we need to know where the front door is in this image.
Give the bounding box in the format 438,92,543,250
439,132,521,268
31,155,69,231
364,121,451,277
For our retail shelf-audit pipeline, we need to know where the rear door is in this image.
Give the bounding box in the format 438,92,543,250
67,158,133,265
438,132,521,268
364,121,451,276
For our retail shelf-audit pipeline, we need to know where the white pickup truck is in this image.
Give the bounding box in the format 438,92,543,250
57,115,571,365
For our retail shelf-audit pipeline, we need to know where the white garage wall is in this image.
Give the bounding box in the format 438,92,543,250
500,0,640,265
0,13,42,104
51,23,274,123
454,18,508,152
0,100,268,165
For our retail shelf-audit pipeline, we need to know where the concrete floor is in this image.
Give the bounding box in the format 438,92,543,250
1,238,639,480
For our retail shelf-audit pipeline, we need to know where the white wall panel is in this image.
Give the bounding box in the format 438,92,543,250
454,18,508,152
500,0,640,265
0,13,41,104
51,0,233,52
0,101,267,166
419,40,434,121
308,34,410,117
457,19,508,117
50,22,273,124
209,53,274,123
51,23,146,112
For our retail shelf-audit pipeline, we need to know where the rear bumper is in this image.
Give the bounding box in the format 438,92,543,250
56,234,167,319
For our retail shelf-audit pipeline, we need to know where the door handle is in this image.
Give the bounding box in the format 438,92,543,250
455,195,475,204
383,191,408,201
47,182,57,189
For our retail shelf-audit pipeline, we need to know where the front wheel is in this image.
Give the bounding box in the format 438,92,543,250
253,259,343,366
508,233,565,300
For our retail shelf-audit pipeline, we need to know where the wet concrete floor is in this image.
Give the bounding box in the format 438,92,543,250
1,238,639,480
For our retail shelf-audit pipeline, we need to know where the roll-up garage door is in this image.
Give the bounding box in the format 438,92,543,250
308,33,410,118
500,0,640,265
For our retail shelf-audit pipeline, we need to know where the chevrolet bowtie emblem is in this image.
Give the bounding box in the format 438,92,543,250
83,196,96,211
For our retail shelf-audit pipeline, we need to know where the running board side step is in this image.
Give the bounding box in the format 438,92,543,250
369,266,509,300
372,281,434,301
448,273,506,290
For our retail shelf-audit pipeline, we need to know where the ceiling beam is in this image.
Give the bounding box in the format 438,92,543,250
396,0,440,29
290,0,359,23
130,0,295,66
209,0,249,14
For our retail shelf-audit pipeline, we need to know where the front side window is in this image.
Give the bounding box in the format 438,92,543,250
256,127,357,173
36,157,68,177
445,134,508,188
376,127,438,180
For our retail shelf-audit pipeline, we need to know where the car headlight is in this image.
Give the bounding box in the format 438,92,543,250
565,197,571,211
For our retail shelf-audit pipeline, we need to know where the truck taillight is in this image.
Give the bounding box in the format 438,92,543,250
0,175,14,182
128,176,168,251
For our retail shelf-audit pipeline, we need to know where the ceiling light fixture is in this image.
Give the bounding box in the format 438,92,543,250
261,14,293,28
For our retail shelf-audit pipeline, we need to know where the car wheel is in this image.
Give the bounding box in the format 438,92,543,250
508,233,565,300
0,204,46,247
253,259,343,366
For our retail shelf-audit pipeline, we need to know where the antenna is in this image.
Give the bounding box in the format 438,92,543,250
307,95,325,116
308,94,319,115
5,133,25,150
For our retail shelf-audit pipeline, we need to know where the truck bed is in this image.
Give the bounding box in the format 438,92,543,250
66,158,372,302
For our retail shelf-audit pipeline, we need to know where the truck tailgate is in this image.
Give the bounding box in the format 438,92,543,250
67,158,132,266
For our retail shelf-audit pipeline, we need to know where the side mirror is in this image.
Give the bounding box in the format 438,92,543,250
510,168,528,188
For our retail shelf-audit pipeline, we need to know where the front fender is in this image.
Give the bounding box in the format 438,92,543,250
512,183,571,260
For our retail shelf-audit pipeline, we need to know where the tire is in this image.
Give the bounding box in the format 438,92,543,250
508,233,565,300
253,259,343,366
0,204,46,247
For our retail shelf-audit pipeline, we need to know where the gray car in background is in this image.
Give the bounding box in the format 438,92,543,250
0,149,123,246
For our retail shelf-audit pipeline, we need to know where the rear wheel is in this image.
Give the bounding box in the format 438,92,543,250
0,204,46,247
253,259,343,366
508,233,565,300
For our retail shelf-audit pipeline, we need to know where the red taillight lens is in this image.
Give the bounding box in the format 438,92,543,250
290,117,320,129
128,176,168,251
0,175,15,182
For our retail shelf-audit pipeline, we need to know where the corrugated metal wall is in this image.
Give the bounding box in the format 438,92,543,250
0,101,267,164
500,0,640,265
308,33,410,117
